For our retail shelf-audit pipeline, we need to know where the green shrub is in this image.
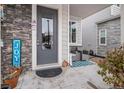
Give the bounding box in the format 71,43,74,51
98,46,124,88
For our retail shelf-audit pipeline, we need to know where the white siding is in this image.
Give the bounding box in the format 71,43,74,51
111,5,120,16
62,5,69,62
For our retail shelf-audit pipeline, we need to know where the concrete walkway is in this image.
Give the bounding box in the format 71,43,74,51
16,64,111,89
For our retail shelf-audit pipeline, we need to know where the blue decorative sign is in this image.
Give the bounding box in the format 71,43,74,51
12,39,21,67
0,6,4,18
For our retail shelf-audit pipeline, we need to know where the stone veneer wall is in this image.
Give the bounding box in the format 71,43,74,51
1,5,32,79
97,17,121,56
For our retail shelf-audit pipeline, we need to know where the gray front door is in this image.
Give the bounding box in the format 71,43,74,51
37,6,58,65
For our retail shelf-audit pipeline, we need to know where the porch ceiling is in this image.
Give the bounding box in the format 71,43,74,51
70,4,112,19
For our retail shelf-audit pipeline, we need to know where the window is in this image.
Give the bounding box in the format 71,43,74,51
42,18,53,50
69,21,77,43
99,29,107,46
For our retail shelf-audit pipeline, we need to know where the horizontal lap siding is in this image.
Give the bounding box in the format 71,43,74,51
62,5,69,62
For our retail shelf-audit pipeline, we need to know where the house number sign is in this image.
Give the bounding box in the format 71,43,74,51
12,39,22,67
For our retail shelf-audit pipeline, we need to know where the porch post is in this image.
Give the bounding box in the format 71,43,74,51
121,5,124,45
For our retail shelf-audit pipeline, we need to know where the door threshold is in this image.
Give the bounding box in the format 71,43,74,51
35,63,61,70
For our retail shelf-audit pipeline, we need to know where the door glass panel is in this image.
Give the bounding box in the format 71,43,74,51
101,30,105,37
42,18,53,50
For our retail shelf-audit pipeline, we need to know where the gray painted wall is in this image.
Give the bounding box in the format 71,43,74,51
81,6,120,54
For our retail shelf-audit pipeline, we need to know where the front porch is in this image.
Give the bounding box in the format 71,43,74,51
1,4,124,89
16,64,111,89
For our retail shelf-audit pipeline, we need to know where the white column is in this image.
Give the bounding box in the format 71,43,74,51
121,5,124,45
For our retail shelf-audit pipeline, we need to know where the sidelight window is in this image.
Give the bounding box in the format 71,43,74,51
69,21,77,43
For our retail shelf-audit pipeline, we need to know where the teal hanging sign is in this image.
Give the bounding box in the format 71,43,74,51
12,39,22,67
0,6,4,18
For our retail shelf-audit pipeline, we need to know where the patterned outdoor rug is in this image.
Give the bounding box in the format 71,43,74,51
72,60,93,67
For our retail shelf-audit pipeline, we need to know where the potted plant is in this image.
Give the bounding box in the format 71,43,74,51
3,67,23,89
97,45,124,88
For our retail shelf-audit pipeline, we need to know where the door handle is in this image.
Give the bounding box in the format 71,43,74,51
37,40,40,46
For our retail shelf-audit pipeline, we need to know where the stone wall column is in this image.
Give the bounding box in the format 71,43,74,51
1,4,32,80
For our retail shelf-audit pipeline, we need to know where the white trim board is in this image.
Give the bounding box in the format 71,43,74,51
32,4,62,70
68,4,70,64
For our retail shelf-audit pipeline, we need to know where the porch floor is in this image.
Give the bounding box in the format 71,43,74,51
16,64,111,89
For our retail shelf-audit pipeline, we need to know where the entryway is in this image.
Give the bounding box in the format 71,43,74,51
32,5,62,70
37,6,58,65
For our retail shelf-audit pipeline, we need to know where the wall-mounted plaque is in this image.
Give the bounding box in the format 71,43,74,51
12,39,22,67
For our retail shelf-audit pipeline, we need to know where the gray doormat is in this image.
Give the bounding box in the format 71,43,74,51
36,67,62,78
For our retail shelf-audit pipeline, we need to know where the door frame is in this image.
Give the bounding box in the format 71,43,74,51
32,4,62,70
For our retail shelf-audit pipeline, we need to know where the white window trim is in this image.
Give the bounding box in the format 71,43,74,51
99,29,107,46
69,20,82,46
